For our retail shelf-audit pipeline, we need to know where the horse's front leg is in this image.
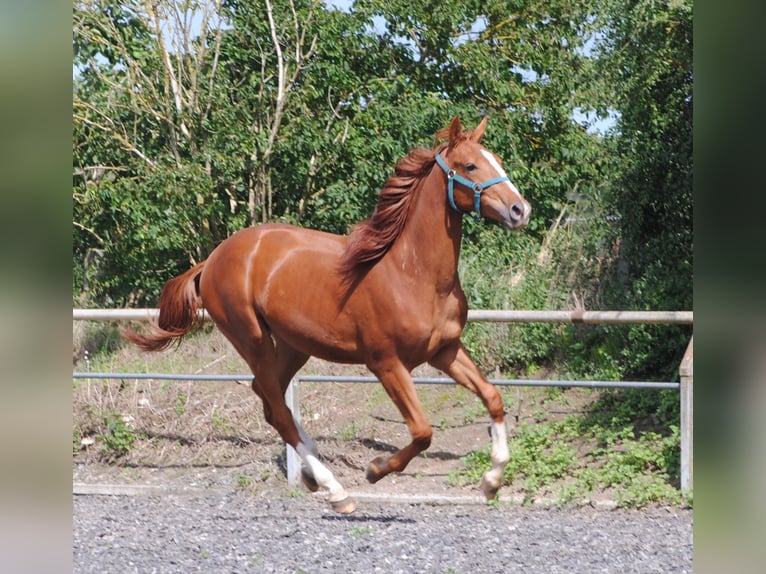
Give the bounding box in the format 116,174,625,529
429,343,510,500
365,361,433,483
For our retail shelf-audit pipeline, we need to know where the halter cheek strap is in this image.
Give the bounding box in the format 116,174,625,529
434,153,511,220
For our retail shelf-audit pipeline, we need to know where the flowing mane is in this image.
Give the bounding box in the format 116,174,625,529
338,146,438,276
338,126,484,277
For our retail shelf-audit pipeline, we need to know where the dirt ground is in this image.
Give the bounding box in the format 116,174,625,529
72,328,606,503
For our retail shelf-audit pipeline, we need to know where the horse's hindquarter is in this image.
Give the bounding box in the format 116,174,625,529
199,225,352,358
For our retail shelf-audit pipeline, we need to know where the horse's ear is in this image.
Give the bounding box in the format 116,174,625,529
448,116,463,145
470,116,488,142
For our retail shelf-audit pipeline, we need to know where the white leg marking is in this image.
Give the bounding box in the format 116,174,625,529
485,421,510,490
296,443,348,503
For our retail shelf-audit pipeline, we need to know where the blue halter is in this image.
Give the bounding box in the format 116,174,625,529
434,152,511,220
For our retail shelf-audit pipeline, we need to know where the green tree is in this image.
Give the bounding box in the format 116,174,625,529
73,0,234,303
597,0,693,380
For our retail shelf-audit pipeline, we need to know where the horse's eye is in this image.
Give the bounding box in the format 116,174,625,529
465,163,477,172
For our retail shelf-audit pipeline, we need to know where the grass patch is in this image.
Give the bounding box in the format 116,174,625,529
449,411,684,508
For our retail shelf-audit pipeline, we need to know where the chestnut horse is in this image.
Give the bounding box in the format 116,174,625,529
125,116,531,513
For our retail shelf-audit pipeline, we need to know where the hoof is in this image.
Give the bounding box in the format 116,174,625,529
365,457,387,484
481,476,500,500
330,496,356,514
301,468,319,493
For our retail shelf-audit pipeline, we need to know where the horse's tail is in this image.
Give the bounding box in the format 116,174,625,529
122,261,207,352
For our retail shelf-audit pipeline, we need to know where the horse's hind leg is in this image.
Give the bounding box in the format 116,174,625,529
429,342,510,500
223,321,355,513
270,338,321,493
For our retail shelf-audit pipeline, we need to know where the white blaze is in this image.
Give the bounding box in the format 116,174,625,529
481,149,521,196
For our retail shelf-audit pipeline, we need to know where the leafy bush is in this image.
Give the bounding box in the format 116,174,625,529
459,197,624,380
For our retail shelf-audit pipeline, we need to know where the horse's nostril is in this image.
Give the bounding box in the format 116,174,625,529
510,202,525,220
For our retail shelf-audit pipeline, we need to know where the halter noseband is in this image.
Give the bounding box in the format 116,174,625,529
434,152,511,220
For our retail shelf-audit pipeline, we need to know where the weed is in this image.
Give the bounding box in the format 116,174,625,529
348,525,374,538
174,393,187,416
235,473,251,487
337,421,360,440
501,419,579,493
73,428,82,454
462,398,486,424
210,408,229,430
543,386,567,404
98,412,136,456
525,363,541,377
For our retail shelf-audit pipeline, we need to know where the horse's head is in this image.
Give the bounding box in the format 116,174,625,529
435,116,531,230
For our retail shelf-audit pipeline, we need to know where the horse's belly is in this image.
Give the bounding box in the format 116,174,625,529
270,312,364,364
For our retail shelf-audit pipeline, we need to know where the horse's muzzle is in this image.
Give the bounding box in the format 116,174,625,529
506,200,531,230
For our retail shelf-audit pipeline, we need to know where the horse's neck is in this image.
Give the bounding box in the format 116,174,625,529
389,165,463,291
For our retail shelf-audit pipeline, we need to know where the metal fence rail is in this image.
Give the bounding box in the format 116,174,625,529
72,371,680,390
73,308,693,325
73,308,693,492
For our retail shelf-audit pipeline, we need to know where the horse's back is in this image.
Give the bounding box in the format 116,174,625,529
213,223,344,257
202,223,346,299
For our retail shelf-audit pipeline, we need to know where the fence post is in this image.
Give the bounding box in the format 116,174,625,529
285,377,301,486
679,336,693,494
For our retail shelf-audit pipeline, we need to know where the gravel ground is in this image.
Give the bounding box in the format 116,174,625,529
73,490,692,573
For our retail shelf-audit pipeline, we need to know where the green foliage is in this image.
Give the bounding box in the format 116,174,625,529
587,425,682,507
594,0,693,379
583,388,680,433
73,0,618,305
175,393,187,416
461,398,486,425
502,419,580,494
73,428,82,455
74,321,123,359
459,197,623,379
348,525,374,538
451,411,683,508
98,412,136,456
337,421,361,440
